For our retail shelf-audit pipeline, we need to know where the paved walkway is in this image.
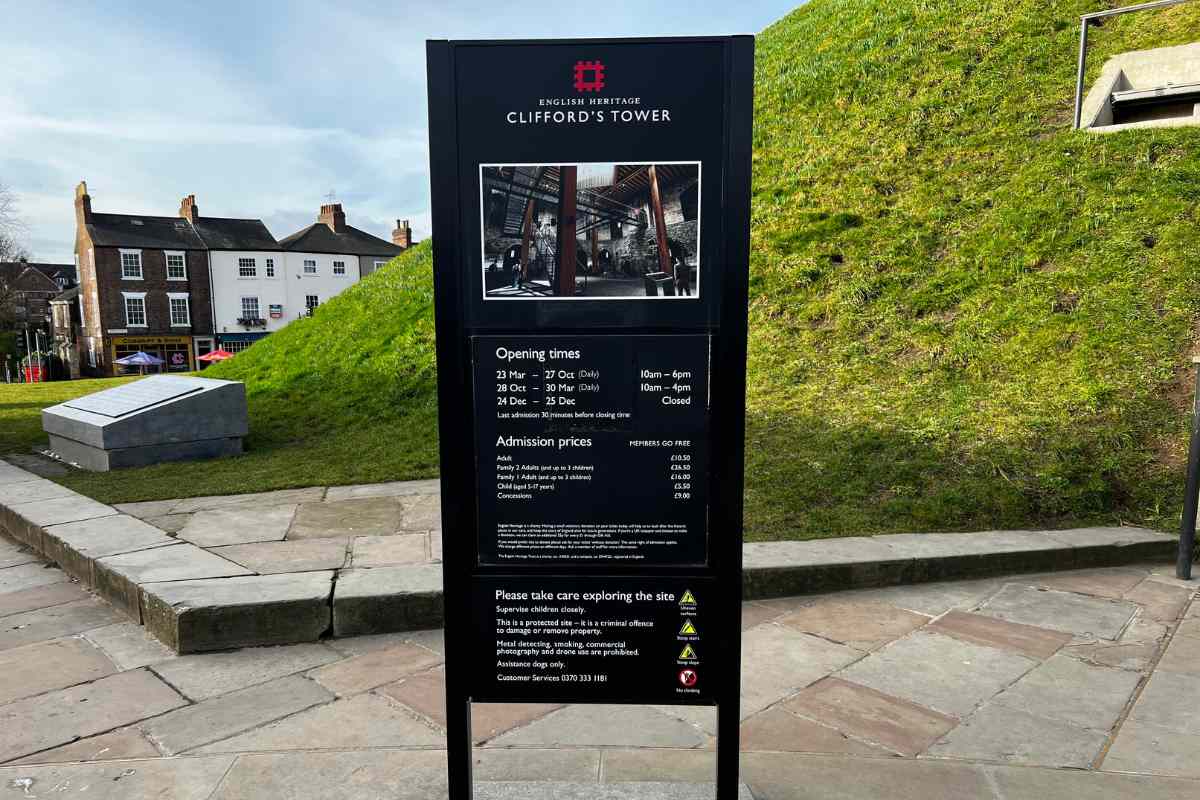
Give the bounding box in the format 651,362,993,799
1,532,1197,798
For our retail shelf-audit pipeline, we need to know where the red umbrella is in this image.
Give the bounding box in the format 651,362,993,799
198,349,235,362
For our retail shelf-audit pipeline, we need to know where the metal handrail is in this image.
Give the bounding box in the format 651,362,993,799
1073,0,1194,129
1179,356,1200,579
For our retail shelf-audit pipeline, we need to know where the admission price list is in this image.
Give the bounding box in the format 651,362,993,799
473,335,711,566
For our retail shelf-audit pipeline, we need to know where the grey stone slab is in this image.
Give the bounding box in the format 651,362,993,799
208,749,447,800
490,704,707,748
94,543,251,620
351,532,429,567
195,692,443,752
839,577,1003,617
474,749,601,783
0,598,123,651
0,669,185,762
988,761,1200,798
42,514,175,585
82,621,176,670
0,580,91,618
599,749,714,782
0,637,117,705
399,493,442,530
977,583,1138,640
309,643,442,696
0,477,75,506
739,624,862,717
1046,526,1176,565
140,570,334,653
288,496,403,540
0,537,38,569
0,756,236,799
48,432,244,471
928,703,1107,767
743,538,908,599
2,453,69,478
176,503,297,547
9,727,161,765
146,513,190,533
168,486,326,515
324,479,440,501
1127,671,1200,735
114,499,178,519
742,751,992,799
476,784,755,800
142,674,333,754
1156,629,1200,675
333,564,444,637
212,538,349,574
0,561,67,594
838,631,1036,718
0,460,38,485
152,641,339,701
9,494,117,528
1104,720,1200,778
992,653,1142,730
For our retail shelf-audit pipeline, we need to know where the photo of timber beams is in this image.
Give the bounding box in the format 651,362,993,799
481,162,700,299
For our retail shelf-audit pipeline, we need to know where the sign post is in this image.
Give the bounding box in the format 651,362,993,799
427,35,753,798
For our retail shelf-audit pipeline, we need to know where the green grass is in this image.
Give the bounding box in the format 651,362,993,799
3,0,1198,540
0,377,135,453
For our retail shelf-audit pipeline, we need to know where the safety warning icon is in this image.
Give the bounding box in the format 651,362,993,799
680,590,698,607
678,644,698,661
678,668,698,688
679,620,698,636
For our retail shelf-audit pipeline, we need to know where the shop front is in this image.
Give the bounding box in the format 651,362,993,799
216,331,270,355
110,335,195,374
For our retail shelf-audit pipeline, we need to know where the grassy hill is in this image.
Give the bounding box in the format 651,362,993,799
37,0,1200,540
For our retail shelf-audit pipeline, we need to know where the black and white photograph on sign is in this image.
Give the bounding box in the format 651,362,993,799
480,162,700,300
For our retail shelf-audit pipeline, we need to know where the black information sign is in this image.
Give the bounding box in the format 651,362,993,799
428,34,753,799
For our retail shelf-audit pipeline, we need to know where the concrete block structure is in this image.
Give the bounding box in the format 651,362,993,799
41,375,248,471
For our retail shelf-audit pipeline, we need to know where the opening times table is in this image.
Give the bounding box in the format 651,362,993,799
473,335,711,566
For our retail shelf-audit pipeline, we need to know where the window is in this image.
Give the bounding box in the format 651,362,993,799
168,293,190,327
305,295,319,314
303,259,317,275
333,260,346,276
265,258,275,278
374,260,386,271
122,292,147,327
120,250,143,279
166,252,187,280
238,258,257,277
240,296,260,320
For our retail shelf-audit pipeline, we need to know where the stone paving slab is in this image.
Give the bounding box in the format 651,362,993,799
0,668,185,762
476,783,756,800
775,599,928,651
0,537,38,569
8,727,161,766
152,642,340,701
309,642,442,696
0,579,90,617
209,750,448,800
351,532,430,567
0,756,237,800
0,477,75,506
926,610,1072,660
95,542,252,620
212,538,349,574
489,704,709,749
41,514,175,585
141,571,334,652
143,674,333,754
739,624,862,717
167,487,326,515
289,496,404,539
0,561,66,593
990,652,1141,731
927,702,1109,767
82,621,176,670
4,494,118,546
325,478,441,501
176,503,297,547
0,637,116,705
195,692,444,753
334,564,444,637
0,597,123,651
977,583,1138,640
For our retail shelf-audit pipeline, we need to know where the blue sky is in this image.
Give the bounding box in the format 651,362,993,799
1,0,798,264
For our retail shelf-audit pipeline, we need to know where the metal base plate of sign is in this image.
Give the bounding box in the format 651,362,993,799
427,34,753,799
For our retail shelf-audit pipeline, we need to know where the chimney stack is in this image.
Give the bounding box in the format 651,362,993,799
319,203,347,233
179,194,199,223
74,181,93,225
392,219,412,249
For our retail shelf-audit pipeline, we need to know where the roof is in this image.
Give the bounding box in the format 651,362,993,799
86,213,207,250
27,263,77,286
278,223,402,258
190,217,280,251
0,262,64,292
51,286,80,303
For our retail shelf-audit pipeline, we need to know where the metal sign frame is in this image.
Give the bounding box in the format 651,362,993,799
427,35,753,799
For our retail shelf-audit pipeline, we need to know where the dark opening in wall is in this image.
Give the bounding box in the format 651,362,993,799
679,183,699,222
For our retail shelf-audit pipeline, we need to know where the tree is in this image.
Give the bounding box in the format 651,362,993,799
0,181,29,263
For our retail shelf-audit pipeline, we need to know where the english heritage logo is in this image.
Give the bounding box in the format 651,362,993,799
573,60,606,92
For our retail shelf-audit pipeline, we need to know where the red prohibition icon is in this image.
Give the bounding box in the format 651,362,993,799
678,668,698,688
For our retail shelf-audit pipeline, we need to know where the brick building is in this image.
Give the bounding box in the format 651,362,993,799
0,260,76,334
74,182,214,375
